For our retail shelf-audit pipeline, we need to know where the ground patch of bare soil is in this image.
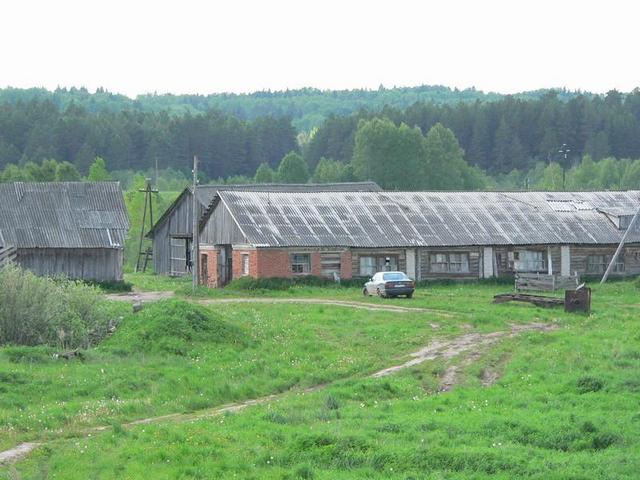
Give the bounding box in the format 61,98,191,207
371,322,557,380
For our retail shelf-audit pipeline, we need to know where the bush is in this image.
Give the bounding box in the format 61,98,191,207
0,264,111,349
84,280,133,293
577,376,604,393
105,300,248,355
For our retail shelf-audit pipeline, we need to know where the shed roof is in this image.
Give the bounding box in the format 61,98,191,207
147,182,381,238
212,190,640,248
0,182,129,249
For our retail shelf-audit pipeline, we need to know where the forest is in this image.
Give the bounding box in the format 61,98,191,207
1,86,640,191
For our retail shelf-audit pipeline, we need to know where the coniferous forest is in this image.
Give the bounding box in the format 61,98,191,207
1,86,640,191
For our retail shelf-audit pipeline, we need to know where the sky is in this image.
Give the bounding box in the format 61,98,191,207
1,0,639,97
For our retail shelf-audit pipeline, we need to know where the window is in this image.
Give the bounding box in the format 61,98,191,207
588,255,624,274
514,251,544,272
383,272,409,281
241,254,250,276
360,256,377,276
320,253,341,278
359,255,398,276
429,253,470,273
291,254,311,274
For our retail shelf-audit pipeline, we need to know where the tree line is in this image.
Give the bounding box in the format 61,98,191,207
0,85,580,131
305,90,640,175
0,100,297,180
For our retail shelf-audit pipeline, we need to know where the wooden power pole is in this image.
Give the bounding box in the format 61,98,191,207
601,203,640,284
135,178,158,272
192,155,200,294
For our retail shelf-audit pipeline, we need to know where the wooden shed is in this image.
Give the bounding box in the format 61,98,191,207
0,182,129,281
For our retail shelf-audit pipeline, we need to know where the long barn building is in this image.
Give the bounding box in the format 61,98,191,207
146,182,382,276
197,190,640,286
0,182,129,281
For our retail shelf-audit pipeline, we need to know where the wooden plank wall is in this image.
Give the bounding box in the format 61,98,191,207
200,202,247,246
417,246,481,280
16,248,123,281
350,249,407,277
152,192,205,275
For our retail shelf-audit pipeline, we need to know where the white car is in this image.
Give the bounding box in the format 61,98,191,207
363,271,415,298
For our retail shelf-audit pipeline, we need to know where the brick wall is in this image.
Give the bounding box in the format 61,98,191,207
340,250,352,279
200,247,219,287
311,252,322,277
255,249,291,278
232,249,258,280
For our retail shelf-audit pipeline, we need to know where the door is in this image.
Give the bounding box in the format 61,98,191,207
170,237,191,276
200,254,208,285
217,246,233,287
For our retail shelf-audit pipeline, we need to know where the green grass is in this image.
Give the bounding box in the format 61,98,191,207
3,281,640,478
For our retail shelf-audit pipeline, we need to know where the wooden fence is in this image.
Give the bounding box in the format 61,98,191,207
515,272,580,292
0,246,17,269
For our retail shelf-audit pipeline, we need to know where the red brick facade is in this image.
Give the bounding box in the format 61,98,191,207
200,247,219,288
255,249,291,278
232,249,258,279
201,246,356,287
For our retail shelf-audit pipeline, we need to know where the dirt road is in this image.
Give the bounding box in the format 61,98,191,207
0,320,557,465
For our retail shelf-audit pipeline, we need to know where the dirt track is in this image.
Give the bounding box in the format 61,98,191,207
105,291,454,316
0,321,558,465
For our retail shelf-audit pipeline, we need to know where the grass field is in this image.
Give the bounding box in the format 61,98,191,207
2,279,639,478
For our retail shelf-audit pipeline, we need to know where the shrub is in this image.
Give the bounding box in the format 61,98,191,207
105,300,248,355
577,376,604,393
0,264,110,349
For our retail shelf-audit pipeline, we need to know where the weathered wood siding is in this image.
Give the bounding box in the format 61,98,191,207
16,248,123,281
416,246,481,280
570,244,640,276
200,201,247,246
350,249,406,276
152,192,206,275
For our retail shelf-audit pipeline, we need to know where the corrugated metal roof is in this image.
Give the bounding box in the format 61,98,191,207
0,182,129,249
215,190,640,248
147,182,381,238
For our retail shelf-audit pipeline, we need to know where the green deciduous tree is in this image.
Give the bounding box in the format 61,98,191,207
277,152,309,183
352,118,424,190
311,158,352,183
55,161,81,181
254,162,275,183
87,157,111,181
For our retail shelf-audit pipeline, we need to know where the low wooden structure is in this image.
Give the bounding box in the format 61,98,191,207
493,293,565,308
0,182,129,281
515,273,580,292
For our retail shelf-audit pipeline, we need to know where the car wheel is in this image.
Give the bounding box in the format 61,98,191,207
363,287,369,296
376,288,385,298
406,292,413,299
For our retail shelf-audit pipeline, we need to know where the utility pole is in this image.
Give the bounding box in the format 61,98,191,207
192,155,199,294
558,143,570,190
134,178,158,272
601,202,640,284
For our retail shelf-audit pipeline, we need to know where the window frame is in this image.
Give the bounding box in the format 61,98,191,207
514,250,545,272
429,252,470,274
359,255,399,276
241,253,250,276
291,253,311,275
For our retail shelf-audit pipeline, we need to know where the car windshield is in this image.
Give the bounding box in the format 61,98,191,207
383,272,408,281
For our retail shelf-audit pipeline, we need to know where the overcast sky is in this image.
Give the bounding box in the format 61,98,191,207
2,0,638,97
